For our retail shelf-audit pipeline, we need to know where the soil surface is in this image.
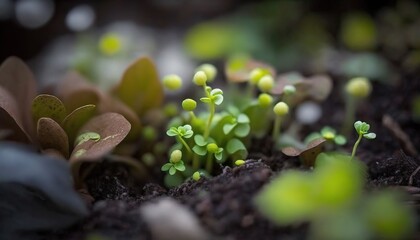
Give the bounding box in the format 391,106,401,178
38,74,420,240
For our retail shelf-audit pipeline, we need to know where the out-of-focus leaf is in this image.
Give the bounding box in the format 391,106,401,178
112,57,163,117
62,104,96,144
340,13,377,51
0,57,37,139
37,118,69,159
99,93,141,140
70,112,131,163
225,55,276,82
56,72,100,112
306,75,333,101
0,142,87,235
0,86,30,142
32,94,67,124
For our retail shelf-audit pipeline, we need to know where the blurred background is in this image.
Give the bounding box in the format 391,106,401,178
1,0,419,89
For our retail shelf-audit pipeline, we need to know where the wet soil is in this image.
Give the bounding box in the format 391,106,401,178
41,75,420,240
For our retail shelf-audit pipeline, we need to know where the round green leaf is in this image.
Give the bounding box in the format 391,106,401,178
226,138,246,154
237,114,250,124
161,163,172,171
334,135,347,145
174,162,186,171
193,145,207,156
169,166,176,175
32,94,67,124
363,132,376,139
234,123,250,138
223,123,236,135
194,134,207,146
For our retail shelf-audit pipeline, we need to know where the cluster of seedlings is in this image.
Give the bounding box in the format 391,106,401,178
0,55,416,239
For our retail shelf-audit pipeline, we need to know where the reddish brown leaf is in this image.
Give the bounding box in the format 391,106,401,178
0,57,37,138
300,138,326,167
69,112,131,163
0,86,31,142
55,72,100,112
37,117,69,159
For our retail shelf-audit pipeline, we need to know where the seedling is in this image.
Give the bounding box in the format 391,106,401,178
351,121,376,159
235,159,245,166
305,126,347,148
161,150,186,175
192,171,201,181
272,102,289,143
342,77,372,135
166,124,194,154
200,87,224,139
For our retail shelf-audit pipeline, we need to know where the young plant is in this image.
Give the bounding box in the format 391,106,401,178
351,121,376,159
272,102,289,143
305,126,347,148
166,124,194,154
255,152,415,240
161,150,186,175
342,77,372,135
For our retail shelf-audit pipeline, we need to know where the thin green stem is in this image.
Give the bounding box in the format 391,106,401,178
192,154,200,170
272,116,282,142
189,111,197,122
177,136,192,154
206,153,213,173
351,134,363,159
204,103,215,140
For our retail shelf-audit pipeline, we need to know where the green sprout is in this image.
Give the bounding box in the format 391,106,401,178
343,77,372,135
272,102,289,143
258,93,273,108
200,87,224,140
162,74,182,90
192,171,201,181
257,75,274,93
234,159,245,166
351,121,376,159
161,149,186,175
166,124,194,154
182,98,198,122
305,126,347,147
192,135,223,172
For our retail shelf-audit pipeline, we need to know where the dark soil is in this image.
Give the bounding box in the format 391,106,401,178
39,75,420,240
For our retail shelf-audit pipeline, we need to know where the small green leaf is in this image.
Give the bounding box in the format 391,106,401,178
174,161,186,171
194,134,207,146
226,138,246,154
354,121,363,132
200,97,211,103
193,145,207,156
363,132,376,139
213,95,224,105
234,123,250,138
169,166,176,175
237,114,250,124
161,163,172,171
73,149,86,158
304,132,322,145
215,151,223,161
166,128,178,136
334,135,347,145
223,123,236,135
320,126,335,136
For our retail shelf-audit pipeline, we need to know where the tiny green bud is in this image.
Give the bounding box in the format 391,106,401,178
258,93,273,108
207,143,219,153
163,103,178,117
283,85,296,95
182,98,197,111
258,75,274,92
170,149,182,163
197,64,217,82
193,71,208,86
346,77,372,98
235,159,245,166
192,171,201,181
249,68,266,84
273,102,289,116
163,74,182,90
